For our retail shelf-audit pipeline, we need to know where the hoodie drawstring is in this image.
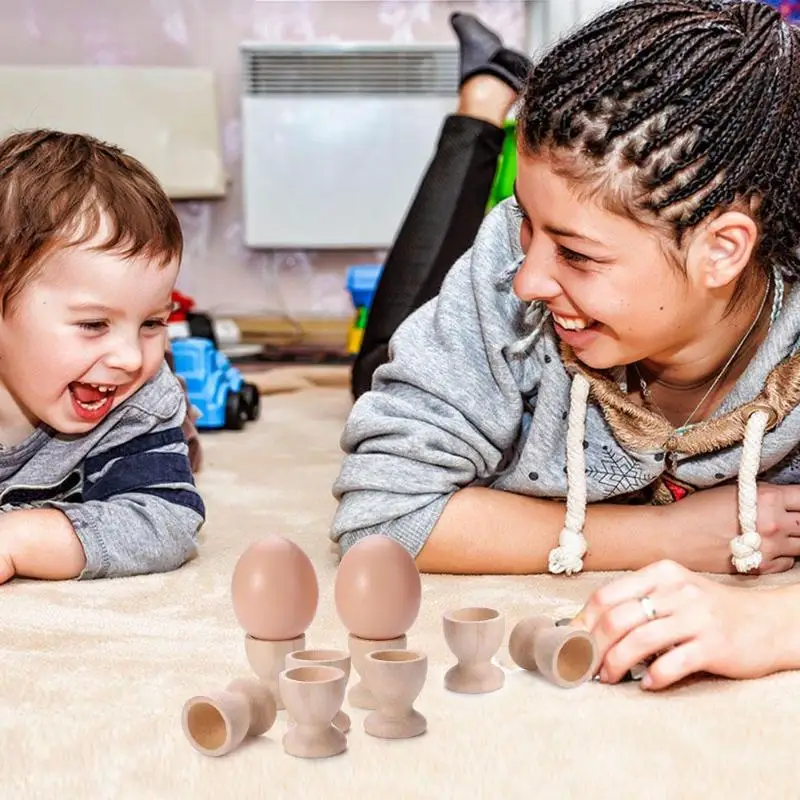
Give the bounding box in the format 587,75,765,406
548,373,591,575
730,409,770,573
549,375,770,576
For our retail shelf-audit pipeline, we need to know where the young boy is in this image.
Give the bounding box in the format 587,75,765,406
0,128,204,584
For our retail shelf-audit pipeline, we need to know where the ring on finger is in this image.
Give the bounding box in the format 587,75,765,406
638,594,657,622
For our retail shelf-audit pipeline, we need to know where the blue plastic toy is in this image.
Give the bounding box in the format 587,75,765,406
170,337,260,430
345,264,384,354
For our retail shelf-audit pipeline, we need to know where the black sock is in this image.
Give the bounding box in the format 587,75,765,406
486,47,532,93
449,12,532,93
449,12,503,87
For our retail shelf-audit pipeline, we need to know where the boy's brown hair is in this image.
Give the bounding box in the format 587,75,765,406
0,128,183,312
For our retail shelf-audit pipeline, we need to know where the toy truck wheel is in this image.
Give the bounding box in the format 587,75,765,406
242,383,260,421
224,390,247,430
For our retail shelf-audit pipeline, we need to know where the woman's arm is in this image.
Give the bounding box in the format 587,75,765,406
416,486,670,573
332,205,535,558
572,559,800,688
417,482,800,575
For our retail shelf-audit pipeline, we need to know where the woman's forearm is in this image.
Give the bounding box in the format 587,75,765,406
416,486,670,574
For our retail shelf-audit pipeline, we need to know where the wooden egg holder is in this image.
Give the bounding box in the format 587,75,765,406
181,607,599,760
181,531,601,761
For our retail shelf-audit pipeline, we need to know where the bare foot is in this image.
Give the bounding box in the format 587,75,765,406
458,74,518,127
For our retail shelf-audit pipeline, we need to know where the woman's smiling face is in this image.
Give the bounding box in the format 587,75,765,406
510,150,713,371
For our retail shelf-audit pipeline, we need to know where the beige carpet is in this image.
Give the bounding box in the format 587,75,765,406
3,385,800,799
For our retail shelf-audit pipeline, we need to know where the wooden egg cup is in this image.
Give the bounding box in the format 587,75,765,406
362,650,427,740
244,633,306,710
182,677,277,757
279,665,348,759
443,607,505,694
508,615,598,687
347,633,407,710
285,649,352,734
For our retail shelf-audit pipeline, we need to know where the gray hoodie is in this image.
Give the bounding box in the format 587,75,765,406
331,199,800,575
0,362,204,579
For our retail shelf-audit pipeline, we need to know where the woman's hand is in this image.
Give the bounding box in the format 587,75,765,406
665,483,800,574
572,559,787,689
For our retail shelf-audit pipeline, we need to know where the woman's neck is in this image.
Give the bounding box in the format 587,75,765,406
632,273,773,427
640,274,772,390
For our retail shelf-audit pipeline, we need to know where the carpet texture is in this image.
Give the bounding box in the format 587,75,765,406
3,385,800,799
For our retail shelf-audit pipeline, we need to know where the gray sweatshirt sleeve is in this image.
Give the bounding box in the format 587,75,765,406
48,374,205,579
332,202,533,555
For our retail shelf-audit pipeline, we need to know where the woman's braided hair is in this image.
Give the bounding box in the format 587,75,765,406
519,0,800,276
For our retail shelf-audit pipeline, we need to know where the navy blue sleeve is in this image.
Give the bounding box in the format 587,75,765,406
53,425,205,579
82,427,205,519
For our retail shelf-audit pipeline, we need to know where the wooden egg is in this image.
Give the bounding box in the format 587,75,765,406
334,535,421,640
231,535,318,641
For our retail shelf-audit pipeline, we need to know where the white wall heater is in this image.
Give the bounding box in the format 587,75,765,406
240,43,458,249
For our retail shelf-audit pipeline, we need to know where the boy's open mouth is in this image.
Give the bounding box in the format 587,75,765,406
69,382,118,421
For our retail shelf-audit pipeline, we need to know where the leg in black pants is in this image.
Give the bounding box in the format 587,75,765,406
351,13,531,399
351,115,505,399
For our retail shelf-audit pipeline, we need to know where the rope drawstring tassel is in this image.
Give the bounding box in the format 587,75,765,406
730,264,783,572
731,410,770,574
549,374,591,575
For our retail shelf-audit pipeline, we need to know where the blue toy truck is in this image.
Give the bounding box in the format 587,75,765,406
170,337,260,430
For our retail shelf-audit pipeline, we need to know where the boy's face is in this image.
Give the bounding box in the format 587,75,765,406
511,152,724,372
0,234,178,435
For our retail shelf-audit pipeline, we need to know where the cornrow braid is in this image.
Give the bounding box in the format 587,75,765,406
532,2,707,97
535,14,702,142
767,26,800,252
652,62,771,210
632,34,765,172
519,0,800,277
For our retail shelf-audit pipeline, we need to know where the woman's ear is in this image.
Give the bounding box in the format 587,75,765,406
685,211,758,289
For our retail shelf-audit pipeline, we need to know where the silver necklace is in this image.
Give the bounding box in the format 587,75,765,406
634,276,771,437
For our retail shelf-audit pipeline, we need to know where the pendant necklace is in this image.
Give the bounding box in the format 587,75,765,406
633,275,772,438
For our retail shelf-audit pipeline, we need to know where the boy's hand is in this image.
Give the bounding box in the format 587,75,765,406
664,483,800,574
0,509,86,580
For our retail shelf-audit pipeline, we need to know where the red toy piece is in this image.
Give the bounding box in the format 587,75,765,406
170,290,196,323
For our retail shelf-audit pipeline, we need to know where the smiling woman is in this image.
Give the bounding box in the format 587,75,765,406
332,0,800,589
509,151,771,395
